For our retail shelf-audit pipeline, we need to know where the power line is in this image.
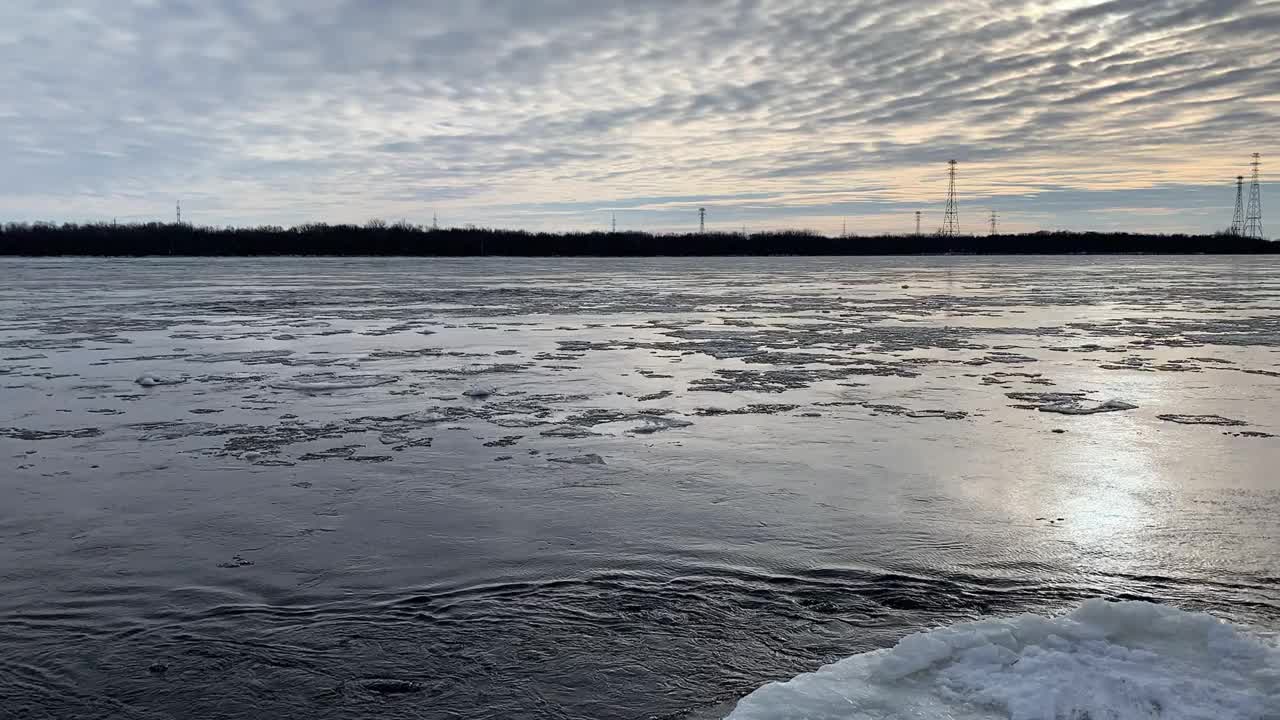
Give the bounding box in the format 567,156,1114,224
1244,153,1264,239
1231,175,1245,235
941,160,959,236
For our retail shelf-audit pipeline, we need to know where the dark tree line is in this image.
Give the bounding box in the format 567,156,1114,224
0,221,1275,256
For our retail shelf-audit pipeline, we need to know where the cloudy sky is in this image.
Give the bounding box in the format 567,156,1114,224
1,0,1275,235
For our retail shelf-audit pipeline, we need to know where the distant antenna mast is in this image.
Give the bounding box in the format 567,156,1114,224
941,160,959,236
432,211,439,230
176,200,182,225
915,211,922,236
699,207,706,233
1244,153,1264,239
1231,176,1246,235
842,218,847,238
612,213,617,233
989,210,998,236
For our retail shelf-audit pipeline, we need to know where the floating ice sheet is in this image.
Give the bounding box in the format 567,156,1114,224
270,374,399,392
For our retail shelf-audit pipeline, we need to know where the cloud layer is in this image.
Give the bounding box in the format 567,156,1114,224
1,0,1276,234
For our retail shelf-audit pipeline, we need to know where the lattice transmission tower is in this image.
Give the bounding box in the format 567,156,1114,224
1244,153,1264,239
1231,176,1246,235
941,160,959,236
989,210,998,236
699,207,706,233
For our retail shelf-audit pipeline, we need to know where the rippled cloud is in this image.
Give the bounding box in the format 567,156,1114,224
0,0,1275,234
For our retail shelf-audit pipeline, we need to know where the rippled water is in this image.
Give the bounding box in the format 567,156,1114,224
1,256,1278,719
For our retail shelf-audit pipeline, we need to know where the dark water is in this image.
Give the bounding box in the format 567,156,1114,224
1,257,1278,719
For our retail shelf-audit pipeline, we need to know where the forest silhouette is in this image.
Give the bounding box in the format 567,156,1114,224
1,221,1274,256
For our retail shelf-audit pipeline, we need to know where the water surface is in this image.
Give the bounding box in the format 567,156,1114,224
2,256,1278,719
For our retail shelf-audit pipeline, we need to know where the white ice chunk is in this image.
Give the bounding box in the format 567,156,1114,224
134,375,185,387
463,384,497,398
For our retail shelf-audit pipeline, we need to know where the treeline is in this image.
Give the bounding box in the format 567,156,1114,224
0,221,1274,256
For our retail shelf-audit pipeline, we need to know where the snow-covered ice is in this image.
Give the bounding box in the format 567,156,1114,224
727,600,1279,720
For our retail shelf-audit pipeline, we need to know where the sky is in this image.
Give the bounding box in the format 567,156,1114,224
0,0,1276,235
